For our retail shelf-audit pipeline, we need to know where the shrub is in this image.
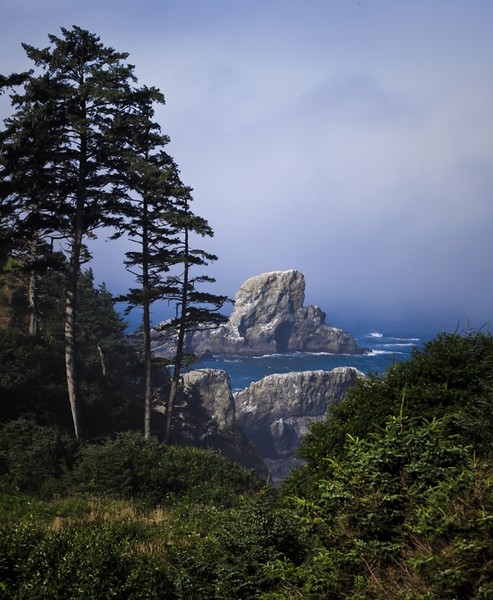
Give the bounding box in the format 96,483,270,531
0,418,77,496
291,331,493,494
274,416,493,598
69,431,263,506
169,493,306,599
0,517,174,599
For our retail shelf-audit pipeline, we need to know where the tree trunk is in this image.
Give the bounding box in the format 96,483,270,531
97,345,107,376
164,377,179,443
27,236,38,336
64,227,83,440
164,226,189,443
142,187,153,438
64,124,87,441
143,292,152,437
27,270,38,335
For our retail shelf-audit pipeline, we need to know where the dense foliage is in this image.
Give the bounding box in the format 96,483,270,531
0,26,228,440
293,331,493,483
0,331,491,598
0,269,142,437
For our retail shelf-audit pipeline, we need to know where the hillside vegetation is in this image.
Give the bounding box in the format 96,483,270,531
0,326,492,598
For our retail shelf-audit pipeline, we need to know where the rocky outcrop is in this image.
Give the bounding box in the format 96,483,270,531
153,270,364,357
182,369,235,429
177,366,363,482
234,367,364,481
180,369,268,476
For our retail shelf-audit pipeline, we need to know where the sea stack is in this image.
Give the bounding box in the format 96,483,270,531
153,270,365,357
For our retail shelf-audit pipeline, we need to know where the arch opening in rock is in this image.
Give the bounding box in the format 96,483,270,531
274,321,294,353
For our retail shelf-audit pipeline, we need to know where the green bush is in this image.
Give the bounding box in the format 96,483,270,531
0,518,174,599
291,331,493,493
168,493,306,599
0,331,69,427
0,418,77,496
273,416,493,599
70,431,263,506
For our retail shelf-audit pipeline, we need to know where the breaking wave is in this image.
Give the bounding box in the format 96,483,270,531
192,327,427,391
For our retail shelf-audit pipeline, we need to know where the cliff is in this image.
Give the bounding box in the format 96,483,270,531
234,367,363,480
176,366,363,482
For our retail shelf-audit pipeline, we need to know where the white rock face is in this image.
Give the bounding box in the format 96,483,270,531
182,270,364,357
179,366,364,483
182,368,235,429
180,368,268,476
234,367,364,460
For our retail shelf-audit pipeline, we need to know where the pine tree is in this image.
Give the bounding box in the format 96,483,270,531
1,27,138,439
0,69,62,334
158,194,229,443
114,85,188,437
115,88,229,439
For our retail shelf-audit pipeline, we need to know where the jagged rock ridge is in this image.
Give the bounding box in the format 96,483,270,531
234,367,363,480
152,369,268,476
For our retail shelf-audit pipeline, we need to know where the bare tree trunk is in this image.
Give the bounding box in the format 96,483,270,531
164,377,179,443
64,126,87,441
97,345,107,376
143,292,152,437
141,186,153,438
64,229,83,440
27,237,38,336
164,226,189,444
27,270,38,335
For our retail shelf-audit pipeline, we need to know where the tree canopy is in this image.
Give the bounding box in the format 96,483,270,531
0,26,228,439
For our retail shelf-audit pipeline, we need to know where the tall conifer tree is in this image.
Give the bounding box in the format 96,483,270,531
159,195,229,443
1,27,137,439
116,87,229,440
1,27,229,441
0,70,62,334
115,86,188,437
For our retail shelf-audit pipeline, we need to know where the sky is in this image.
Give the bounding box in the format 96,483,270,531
1,0,492,335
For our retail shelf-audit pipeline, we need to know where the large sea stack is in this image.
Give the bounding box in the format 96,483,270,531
153,270,365,357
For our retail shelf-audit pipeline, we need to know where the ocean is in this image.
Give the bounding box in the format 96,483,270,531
121,305,439,392
191,324,433,392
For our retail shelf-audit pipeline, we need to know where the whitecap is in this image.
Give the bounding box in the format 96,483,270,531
379,343,417,348
365,349,404,356
368,332,384,338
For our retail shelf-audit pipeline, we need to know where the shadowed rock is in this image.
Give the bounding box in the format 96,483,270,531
234,367,364,462
177,366,364,482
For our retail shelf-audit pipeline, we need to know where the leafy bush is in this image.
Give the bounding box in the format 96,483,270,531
0,516,174,599
70,431,264,506
273,416,493,599
168,493,306,599
0,418,77,496
292,331,493,490
0,331,69,427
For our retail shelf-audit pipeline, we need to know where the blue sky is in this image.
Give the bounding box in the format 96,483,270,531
1,1,492,334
